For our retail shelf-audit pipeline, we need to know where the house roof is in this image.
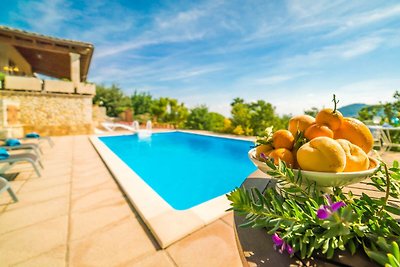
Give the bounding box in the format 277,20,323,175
0,25,94,81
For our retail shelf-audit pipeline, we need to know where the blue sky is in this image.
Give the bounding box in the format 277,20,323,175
2,0,400,116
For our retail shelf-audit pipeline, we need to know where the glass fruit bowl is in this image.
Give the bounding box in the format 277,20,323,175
248,148,380,187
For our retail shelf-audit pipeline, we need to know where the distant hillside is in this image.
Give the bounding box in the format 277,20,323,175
338,103,368,117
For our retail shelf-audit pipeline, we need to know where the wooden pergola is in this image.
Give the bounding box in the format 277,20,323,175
0,25,94,81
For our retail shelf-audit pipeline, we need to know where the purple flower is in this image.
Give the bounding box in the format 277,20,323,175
317,194,346,220
286,244,294,255
260,152,267,160
272,233,283,246
272,233,294,255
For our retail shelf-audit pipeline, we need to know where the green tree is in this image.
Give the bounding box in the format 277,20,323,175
358,105,381,121
231,97,245,106
93,84,131,117
131,91,153,115
231,101,252,135
230,98,290,136
357,91,400,124
249,100,277,136
151,97,169,122
166,99,189,128
207,112,226,132
185,105,210,130
304,107,319,117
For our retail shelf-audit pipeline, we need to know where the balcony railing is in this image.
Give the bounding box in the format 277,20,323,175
1,75,95,95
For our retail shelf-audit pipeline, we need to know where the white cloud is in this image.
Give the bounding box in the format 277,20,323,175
15,0,77,34
280,35,383,70
158,66,224,81
252,73,307,86
341,4,400,31
340,38,382,58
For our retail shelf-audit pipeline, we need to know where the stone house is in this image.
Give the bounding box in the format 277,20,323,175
0,25,96,137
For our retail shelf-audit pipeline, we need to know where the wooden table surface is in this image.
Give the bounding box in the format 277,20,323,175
233,176,394,267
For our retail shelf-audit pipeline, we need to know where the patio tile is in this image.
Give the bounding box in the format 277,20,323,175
221,211,234,227
71,173,114,190
0,197,68,234
166,220,242,267
191,195,231,224
129,251,176,267
0,216,67,266
148,209,205,248
14,170,35,181
20,175,70,192
5,182,70,207
13,245,66,267
70,198,134,241
71,186,125,212
69,216,157,266
0,180,26,208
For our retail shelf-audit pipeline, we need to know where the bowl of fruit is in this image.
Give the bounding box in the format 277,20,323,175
249,96,380,187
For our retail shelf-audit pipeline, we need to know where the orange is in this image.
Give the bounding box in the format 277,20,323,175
297,137,346,172
336,139,369,172
288,115,315,136
255,144,274,160
315,108,344,131
272,130,294,150
333,117,374,153
268,148,295,167
304,123,334,140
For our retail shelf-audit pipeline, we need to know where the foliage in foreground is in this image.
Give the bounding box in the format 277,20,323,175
227,159,400,266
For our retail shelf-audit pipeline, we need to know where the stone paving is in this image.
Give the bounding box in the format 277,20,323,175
0,134,398,267
0,135,242,267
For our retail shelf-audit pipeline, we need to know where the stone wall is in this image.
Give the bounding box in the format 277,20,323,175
92,105,107,128
0,91,93,136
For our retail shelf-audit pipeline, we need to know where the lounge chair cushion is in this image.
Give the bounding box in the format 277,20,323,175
0,148,10,159
26,132,40,138
5,139,21,147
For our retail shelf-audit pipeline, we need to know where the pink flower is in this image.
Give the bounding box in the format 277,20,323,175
317,194,346,220
260,152,267,160
272,233,294,255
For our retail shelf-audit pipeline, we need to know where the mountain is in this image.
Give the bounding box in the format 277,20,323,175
338,103,368,117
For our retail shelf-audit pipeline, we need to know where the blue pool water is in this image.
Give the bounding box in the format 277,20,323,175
99,132,255,210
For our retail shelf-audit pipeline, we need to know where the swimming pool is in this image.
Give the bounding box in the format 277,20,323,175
90,131,256,247
99,132,255,210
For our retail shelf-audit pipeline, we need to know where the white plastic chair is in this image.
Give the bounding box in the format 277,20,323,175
368,125,400,153
0,176,18,202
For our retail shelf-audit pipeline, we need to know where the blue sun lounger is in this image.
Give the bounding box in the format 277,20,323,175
0,149,43,177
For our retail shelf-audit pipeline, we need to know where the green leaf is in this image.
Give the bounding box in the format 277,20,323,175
377,237,391,252
385,205,400,216
387,253,400,267
364,246,389,266
322,239,330,253
327,244,335,259
348,239,356,255
392,241,400,262
393,161,399,169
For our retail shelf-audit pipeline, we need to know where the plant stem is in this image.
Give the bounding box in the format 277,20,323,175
378,162,391,215
332,94,339,113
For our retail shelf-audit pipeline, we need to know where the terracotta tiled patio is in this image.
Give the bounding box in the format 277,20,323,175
0,135,242,267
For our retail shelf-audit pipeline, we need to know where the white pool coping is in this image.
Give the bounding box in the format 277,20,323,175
89,131,250,248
